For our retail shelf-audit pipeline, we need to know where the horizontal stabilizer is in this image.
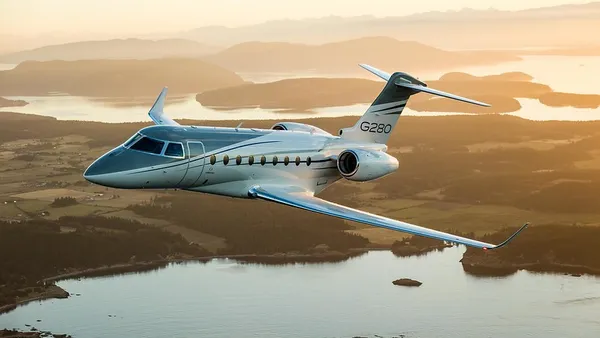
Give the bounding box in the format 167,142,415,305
359,63,391,81
395,81,491,107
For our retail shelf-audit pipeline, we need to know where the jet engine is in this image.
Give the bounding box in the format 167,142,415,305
336,149,399,182
271,122,331,136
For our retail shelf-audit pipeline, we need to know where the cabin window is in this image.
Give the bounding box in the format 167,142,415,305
130,137,165,155
272,156,278,165
236,155,242,165
210,155,216,165
284,156,289,166
124,133,143,148
248,155,254,165
306,157,312,166
223,155,229,165
188,142,204,158
295,156,301,166
260,155,266,166
164,143,184,158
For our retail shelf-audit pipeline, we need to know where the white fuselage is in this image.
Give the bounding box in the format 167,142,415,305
83,124,395,198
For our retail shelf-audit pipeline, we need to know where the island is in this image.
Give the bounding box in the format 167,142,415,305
0,329,71,338
0,59,245,96
0,97,27,108
539,92,600,109
391,235,452,257
461,225,600,277
392,278,422,287
196,71,573,114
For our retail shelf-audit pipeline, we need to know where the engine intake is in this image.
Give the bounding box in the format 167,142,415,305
337,150,359,176
336,149,398,182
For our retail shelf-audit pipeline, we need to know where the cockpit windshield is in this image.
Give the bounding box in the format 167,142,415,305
123,133,143,148
123,133,184,158
130,137,165,154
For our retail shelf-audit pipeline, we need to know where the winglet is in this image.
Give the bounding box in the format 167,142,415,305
485,223,530,250
148,87,179,126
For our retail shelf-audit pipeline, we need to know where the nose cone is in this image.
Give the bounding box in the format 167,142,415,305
83,147,127,187
83,158,115,187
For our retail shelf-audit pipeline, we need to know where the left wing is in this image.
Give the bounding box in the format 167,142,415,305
248,185,528,250
148,87,180,126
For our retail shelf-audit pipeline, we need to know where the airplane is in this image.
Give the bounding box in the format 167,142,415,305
83,64,528,250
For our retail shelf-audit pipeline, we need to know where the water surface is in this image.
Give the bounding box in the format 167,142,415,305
1,249,598,338
2,56,599,123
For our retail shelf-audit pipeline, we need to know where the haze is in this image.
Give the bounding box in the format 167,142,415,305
1,0,592,37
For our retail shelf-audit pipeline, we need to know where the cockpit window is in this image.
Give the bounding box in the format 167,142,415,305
130,136,165,155
124,133,143,148
164,143,184,158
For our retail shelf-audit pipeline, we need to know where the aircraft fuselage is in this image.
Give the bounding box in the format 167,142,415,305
83,125,390,198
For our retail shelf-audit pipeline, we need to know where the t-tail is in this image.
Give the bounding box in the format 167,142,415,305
339,64,491,144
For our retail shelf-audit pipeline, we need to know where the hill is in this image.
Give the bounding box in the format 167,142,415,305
203,37,519,74
179,3,600,49
0,38,218,63
196,72,552,113
0,59,245,96
462,225,600,276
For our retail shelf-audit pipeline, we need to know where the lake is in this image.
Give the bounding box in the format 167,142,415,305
1,249,599,338
1,56,600,123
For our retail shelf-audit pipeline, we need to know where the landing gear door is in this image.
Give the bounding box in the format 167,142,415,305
179,141,206,187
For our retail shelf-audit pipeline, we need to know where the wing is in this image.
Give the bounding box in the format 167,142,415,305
249,185,528,250
148,87,180,126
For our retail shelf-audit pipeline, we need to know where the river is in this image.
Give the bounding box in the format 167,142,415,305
1,56,600,123
1,249,599,338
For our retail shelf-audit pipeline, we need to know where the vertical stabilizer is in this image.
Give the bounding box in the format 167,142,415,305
339,69,423,144
148,87,180,126
340,64,490,144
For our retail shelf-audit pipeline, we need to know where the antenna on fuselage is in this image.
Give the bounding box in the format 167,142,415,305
235,122,243,131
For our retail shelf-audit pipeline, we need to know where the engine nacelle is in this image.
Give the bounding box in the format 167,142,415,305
271,122,331,136
337,149,399,182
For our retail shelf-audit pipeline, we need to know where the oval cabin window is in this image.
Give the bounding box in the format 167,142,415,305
295,156,301,166
210,155,216,165
260,155,266,166
306,157,312,166
248,155,254,165
223,155,229,165
284,156,289,166
236,155,242,165
272,156,278,165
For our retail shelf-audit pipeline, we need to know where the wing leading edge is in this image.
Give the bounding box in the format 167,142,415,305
248,185,528,250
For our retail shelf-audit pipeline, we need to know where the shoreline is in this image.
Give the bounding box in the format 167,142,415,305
3,248,600,317
460,255,600,277
0,249,370,316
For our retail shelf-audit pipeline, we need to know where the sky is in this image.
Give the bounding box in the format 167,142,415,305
0,0,593,37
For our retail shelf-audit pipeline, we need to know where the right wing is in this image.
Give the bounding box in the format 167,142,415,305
249,185,528,250
148,87,180,126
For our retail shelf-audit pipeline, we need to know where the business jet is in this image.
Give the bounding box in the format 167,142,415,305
83,64,528,250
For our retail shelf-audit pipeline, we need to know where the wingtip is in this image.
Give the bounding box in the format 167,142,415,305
486,222,530,250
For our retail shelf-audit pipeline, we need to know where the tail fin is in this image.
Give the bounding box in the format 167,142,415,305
148,87,180,126
339,64,490,144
